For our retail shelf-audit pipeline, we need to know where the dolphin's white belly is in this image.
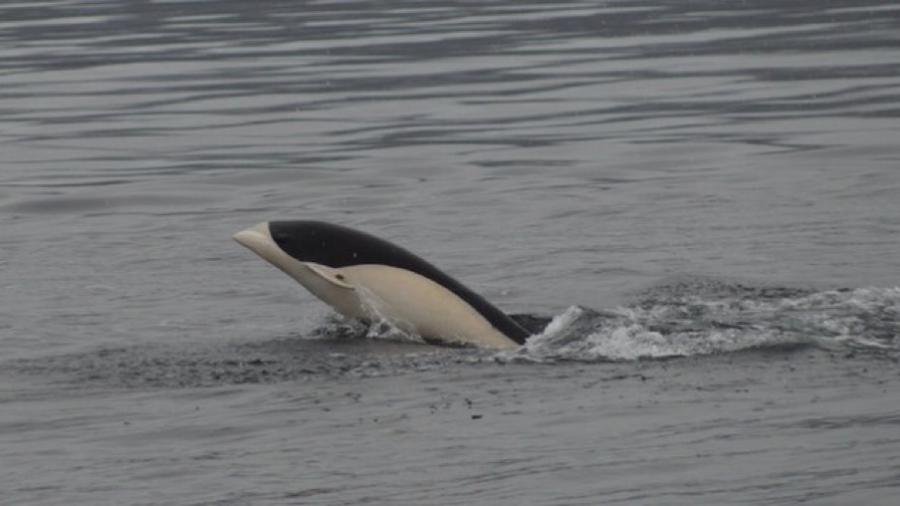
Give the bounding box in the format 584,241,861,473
342,265,518,350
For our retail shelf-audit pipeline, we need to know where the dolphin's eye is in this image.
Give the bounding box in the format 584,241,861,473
335,273,345,281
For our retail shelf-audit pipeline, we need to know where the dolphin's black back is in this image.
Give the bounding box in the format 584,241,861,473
269,221,529,345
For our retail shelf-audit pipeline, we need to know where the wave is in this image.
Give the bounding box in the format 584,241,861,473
8,281,897,389
502,282,900,363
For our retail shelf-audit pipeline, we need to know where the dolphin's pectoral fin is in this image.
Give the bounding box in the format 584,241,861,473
304,262,355,290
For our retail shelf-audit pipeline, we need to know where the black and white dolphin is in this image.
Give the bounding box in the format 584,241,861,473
233,221,529,349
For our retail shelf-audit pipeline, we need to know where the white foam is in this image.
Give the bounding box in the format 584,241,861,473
505,286,899,363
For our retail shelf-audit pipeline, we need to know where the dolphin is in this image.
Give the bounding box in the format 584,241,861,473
233,221,529,349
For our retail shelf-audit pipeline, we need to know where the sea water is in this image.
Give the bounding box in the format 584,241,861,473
2,1,899,504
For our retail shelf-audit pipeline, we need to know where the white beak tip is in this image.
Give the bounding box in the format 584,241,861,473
233,221,271,249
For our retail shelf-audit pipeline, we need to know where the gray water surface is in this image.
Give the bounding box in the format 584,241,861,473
2,0,900,504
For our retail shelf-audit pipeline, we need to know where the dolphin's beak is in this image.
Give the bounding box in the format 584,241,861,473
233,221,273,256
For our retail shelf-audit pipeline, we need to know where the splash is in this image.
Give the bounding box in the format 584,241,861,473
502,284,900,363
8,282,897,388
353,286,428,344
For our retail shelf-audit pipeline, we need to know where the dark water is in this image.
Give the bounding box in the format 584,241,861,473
2,0,900,504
